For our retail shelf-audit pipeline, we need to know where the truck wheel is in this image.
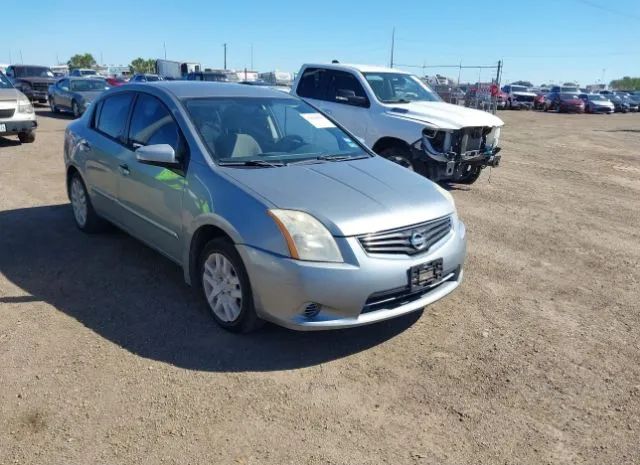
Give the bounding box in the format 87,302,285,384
456,166,483,184
378,146,414,171
18,132,35,144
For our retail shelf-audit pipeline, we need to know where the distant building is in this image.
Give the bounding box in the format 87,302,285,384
106,65,131,77
586,83,607,92
258,70,294,86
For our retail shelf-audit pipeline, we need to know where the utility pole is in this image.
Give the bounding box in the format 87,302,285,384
223,43,228,70
163,42,167,60
389,27,395,68
9,49,12,64
20,50,23,64
250,44,254,70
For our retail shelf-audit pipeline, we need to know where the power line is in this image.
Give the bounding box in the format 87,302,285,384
574,0,640,21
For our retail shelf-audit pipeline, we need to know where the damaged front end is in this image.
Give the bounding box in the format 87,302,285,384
411,126,502,183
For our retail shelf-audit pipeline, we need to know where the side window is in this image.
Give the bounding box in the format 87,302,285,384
59,79,69,90
128,93,184,158
95,93,134,142
325,70,369,106
297,67,327,100
6,67,13,78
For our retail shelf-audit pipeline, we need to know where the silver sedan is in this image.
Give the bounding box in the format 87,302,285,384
64,82,467,331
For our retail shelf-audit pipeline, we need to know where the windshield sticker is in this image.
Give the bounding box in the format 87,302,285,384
343,137,358,148
301,113,335,129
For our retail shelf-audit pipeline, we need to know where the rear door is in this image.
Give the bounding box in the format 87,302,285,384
84,91,135,222
116,92,186,262
57,79,72,109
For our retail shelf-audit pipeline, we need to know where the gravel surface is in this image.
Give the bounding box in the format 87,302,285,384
1,108,639,464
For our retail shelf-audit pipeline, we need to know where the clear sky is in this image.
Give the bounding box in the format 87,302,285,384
4,0,639,86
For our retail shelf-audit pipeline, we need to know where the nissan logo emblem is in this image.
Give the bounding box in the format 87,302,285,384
410,230,427,250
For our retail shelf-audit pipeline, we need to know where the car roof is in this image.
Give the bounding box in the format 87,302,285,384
126,81,297,100
302,63,411,75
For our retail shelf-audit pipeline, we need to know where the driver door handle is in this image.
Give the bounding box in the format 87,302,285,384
119,163,130,176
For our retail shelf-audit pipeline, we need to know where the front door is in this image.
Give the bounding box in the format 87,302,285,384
116,93,186,262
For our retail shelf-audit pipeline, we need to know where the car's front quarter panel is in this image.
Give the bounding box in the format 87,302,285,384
180,161,292,283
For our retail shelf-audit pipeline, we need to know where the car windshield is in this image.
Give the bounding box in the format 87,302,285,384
14,66,54,78
70,79,109,91
589,94,606,101
185,97,369,165
144,75,161,82
202,74,227,82
511,85,528,92
560,94,580,99
363,72,441,103
0,73,13,89
81,70,97,75
561,87,579,93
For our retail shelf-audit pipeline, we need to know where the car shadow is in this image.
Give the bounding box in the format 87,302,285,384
0,204,419,372
0,137,22,147
36,110,73,120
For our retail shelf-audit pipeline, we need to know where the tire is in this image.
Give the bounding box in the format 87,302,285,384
199,238,263,333
72,100,81,118
18,132,35,144
69,173,107,233
49,96,59,113
456,166,483,184
378,146,415,171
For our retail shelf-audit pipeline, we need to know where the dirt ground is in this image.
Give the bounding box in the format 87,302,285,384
1,107,639,465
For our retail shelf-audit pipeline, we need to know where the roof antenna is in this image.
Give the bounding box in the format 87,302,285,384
331,59,339,64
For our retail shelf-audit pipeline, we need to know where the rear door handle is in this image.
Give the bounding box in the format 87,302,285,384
119,163,130,176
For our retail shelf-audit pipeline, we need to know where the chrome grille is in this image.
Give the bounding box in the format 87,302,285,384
31,82,49,92
358,216,452,256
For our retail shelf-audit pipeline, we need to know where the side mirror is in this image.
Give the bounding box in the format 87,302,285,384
336,89,368,107
135,144,179,166
61,86,69,91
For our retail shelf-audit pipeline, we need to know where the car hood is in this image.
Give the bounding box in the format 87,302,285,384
16,77,55,84
0,88,20,102
223,156,455,237
384,101,504,130
512,91,537,97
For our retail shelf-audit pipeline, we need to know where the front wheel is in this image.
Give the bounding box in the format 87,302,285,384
49,96,59,113
200,238,263,333
456,166,483,184
18,131,35,143
378,146,415,171
72,101,82,118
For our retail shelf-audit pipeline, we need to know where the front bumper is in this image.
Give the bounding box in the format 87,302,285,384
511,100,533,109
238,219,467,330
0,118,37,136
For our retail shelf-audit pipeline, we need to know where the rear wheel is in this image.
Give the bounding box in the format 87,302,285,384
456,166,483,184
49,96,59,113
69,173,107,233
199,238,263,333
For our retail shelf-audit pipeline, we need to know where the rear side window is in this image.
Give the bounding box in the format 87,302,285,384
96,93,134,141
129,93,184,157
297,67,327,99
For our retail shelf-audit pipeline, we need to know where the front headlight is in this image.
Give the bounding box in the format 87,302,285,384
268,209,343,263
18,98,34,114
434,183,457,213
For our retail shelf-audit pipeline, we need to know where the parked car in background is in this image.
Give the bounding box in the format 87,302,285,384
186,71,238,82
0,71,37,143
4,65,56,103
292,63,503,184
502,84,536,109
64,81,467,332
106,76,127,87
70,68,99,77
609,93,632,113
432,84,465,105
533,92,546,110
48,77,111,117
578,93,614,114
551,85,581,94
544,92,585,113
620,92,640,112
129,73,162,83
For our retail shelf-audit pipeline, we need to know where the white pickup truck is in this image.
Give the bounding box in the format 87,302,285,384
291,63,504,183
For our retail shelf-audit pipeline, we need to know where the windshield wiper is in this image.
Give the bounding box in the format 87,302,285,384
317,154,370,162
218,159,285,168
383,99,412,104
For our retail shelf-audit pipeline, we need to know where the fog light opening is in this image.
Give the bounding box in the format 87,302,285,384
302,302,321,319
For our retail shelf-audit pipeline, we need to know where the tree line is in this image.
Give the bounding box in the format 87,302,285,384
66,53,156,74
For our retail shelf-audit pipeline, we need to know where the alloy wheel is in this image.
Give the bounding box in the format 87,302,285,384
202,253,243,323
70,177,88,227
